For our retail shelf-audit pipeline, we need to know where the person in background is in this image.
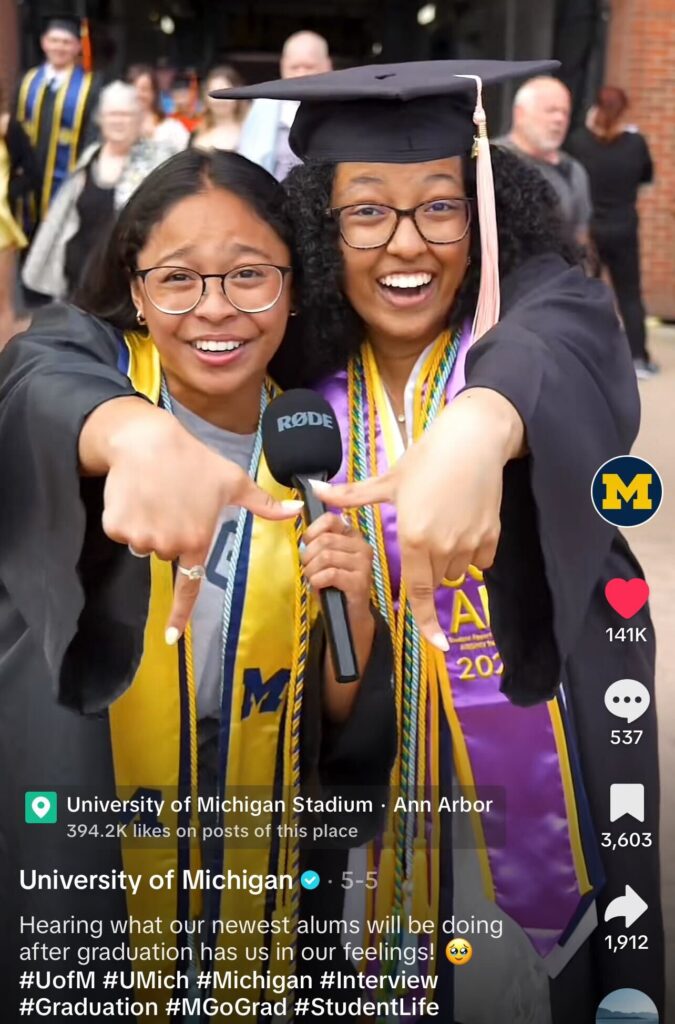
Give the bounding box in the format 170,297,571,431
155,58,176,115
191,66,248,152
14,16,100,226
170,72,201,133
499,76,592,246
237,30,332,180
567,86,657,379
22,82,168,301
126,63,189,154
0,86,37,347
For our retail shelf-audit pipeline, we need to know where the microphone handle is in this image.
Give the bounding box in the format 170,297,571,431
293,473,359,683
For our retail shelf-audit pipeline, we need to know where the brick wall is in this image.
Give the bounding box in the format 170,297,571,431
0,0,19,108
604,0,675,320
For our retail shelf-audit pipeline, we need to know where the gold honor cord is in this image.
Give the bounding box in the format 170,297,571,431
347,331,460,988
41,69,74,217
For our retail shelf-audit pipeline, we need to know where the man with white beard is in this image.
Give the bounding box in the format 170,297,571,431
499,76,592,246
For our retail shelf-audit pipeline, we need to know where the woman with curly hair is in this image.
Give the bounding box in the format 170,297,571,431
221,60,663,1023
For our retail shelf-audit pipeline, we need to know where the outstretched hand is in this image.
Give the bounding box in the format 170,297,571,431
309,389,525,649
81,397,302,642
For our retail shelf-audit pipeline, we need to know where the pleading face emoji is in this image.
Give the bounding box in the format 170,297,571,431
445,938,473,965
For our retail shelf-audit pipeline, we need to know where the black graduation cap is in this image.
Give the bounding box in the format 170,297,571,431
214,58,559,342
42,13,82,38
213,59,558,164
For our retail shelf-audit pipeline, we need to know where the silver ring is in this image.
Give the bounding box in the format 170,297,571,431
177,564,207,582
128,545,150,558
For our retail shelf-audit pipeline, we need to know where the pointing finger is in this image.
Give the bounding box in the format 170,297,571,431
308,473,395,509
400,546,449,652
165,549,209,644
230,470,303,520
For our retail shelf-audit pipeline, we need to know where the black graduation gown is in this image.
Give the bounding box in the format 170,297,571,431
5,118,41,215
455,253,663,1020
0,304,397,1021
0,248,665,1022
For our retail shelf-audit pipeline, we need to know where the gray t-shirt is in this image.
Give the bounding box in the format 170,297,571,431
497,136,592,238
172,399,256,720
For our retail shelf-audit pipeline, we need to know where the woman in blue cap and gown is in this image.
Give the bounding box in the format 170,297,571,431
218,59,664,1023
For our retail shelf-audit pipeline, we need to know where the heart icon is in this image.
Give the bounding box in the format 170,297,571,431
605,578,650,619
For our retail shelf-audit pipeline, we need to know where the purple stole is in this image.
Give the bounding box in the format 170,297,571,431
317,328,599,961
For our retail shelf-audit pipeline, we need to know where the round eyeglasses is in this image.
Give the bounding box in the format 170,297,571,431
327,198,472,249
134,264,292,315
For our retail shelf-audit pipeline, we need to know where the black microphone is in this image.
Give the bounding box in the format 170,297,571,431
261,389,359,683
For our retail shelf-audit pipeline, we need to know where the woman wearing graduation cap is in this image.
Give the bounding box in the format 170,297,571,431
217,60,664,1023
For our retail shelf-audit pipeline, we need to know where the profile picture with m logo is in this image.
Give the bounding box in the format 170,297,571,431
591,455,663,527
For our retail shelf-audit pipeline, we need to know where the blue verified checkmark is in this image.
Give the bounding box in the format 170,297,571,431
300,870,320,890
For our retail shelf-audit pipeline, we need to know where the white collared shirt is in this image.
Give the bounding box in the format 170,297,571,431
44,64,69,91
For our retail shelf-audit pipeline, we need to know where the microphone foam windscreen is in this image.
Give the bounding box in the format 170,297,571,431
261,389,343,487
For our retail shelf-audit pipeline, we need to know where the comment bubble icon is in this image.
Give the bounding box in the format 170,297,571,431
604,679,650,724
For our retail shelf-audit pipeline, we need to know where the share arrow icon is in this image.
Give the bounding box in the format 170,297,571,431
603,885,649,928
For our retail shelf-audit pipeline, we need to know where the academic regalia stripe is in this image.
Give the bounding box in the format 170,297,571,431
202,512,254,931
17,68,41,136
554,684,606,945
547,694,593,895
41,69,73,216
116,336,131,374
217,512,254,788
176,633,194,936
68,72,93,173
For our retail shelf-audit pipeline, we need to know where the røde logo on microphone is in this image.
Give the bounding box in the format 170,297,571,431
277,411,335,432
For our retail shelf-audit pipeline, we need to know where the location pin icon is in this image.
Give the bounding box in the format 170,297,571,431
31,796,51,819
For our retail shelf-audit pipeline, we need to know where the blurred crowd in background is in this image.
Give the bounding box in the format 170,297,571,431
0,14,659,376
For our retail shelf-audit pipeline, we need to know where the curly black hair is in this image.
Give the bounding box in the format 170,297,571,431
282,145,579,385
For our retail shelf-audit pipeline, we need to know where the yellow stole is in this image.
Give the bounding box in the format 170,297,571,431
110,332,313,1018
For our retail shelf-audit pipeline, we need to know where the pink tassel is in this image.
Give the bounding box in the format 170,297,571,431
457,75,501,342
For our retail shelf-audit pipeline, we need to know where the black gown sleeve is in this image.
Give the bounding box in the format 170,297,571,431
0,304,151,713
6,118,40,206
300,609,397,844
462,253,640,706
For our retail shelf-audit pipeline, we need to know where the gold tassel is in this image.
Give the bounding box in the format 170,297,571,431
412,841,431,922
375,838,396,923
